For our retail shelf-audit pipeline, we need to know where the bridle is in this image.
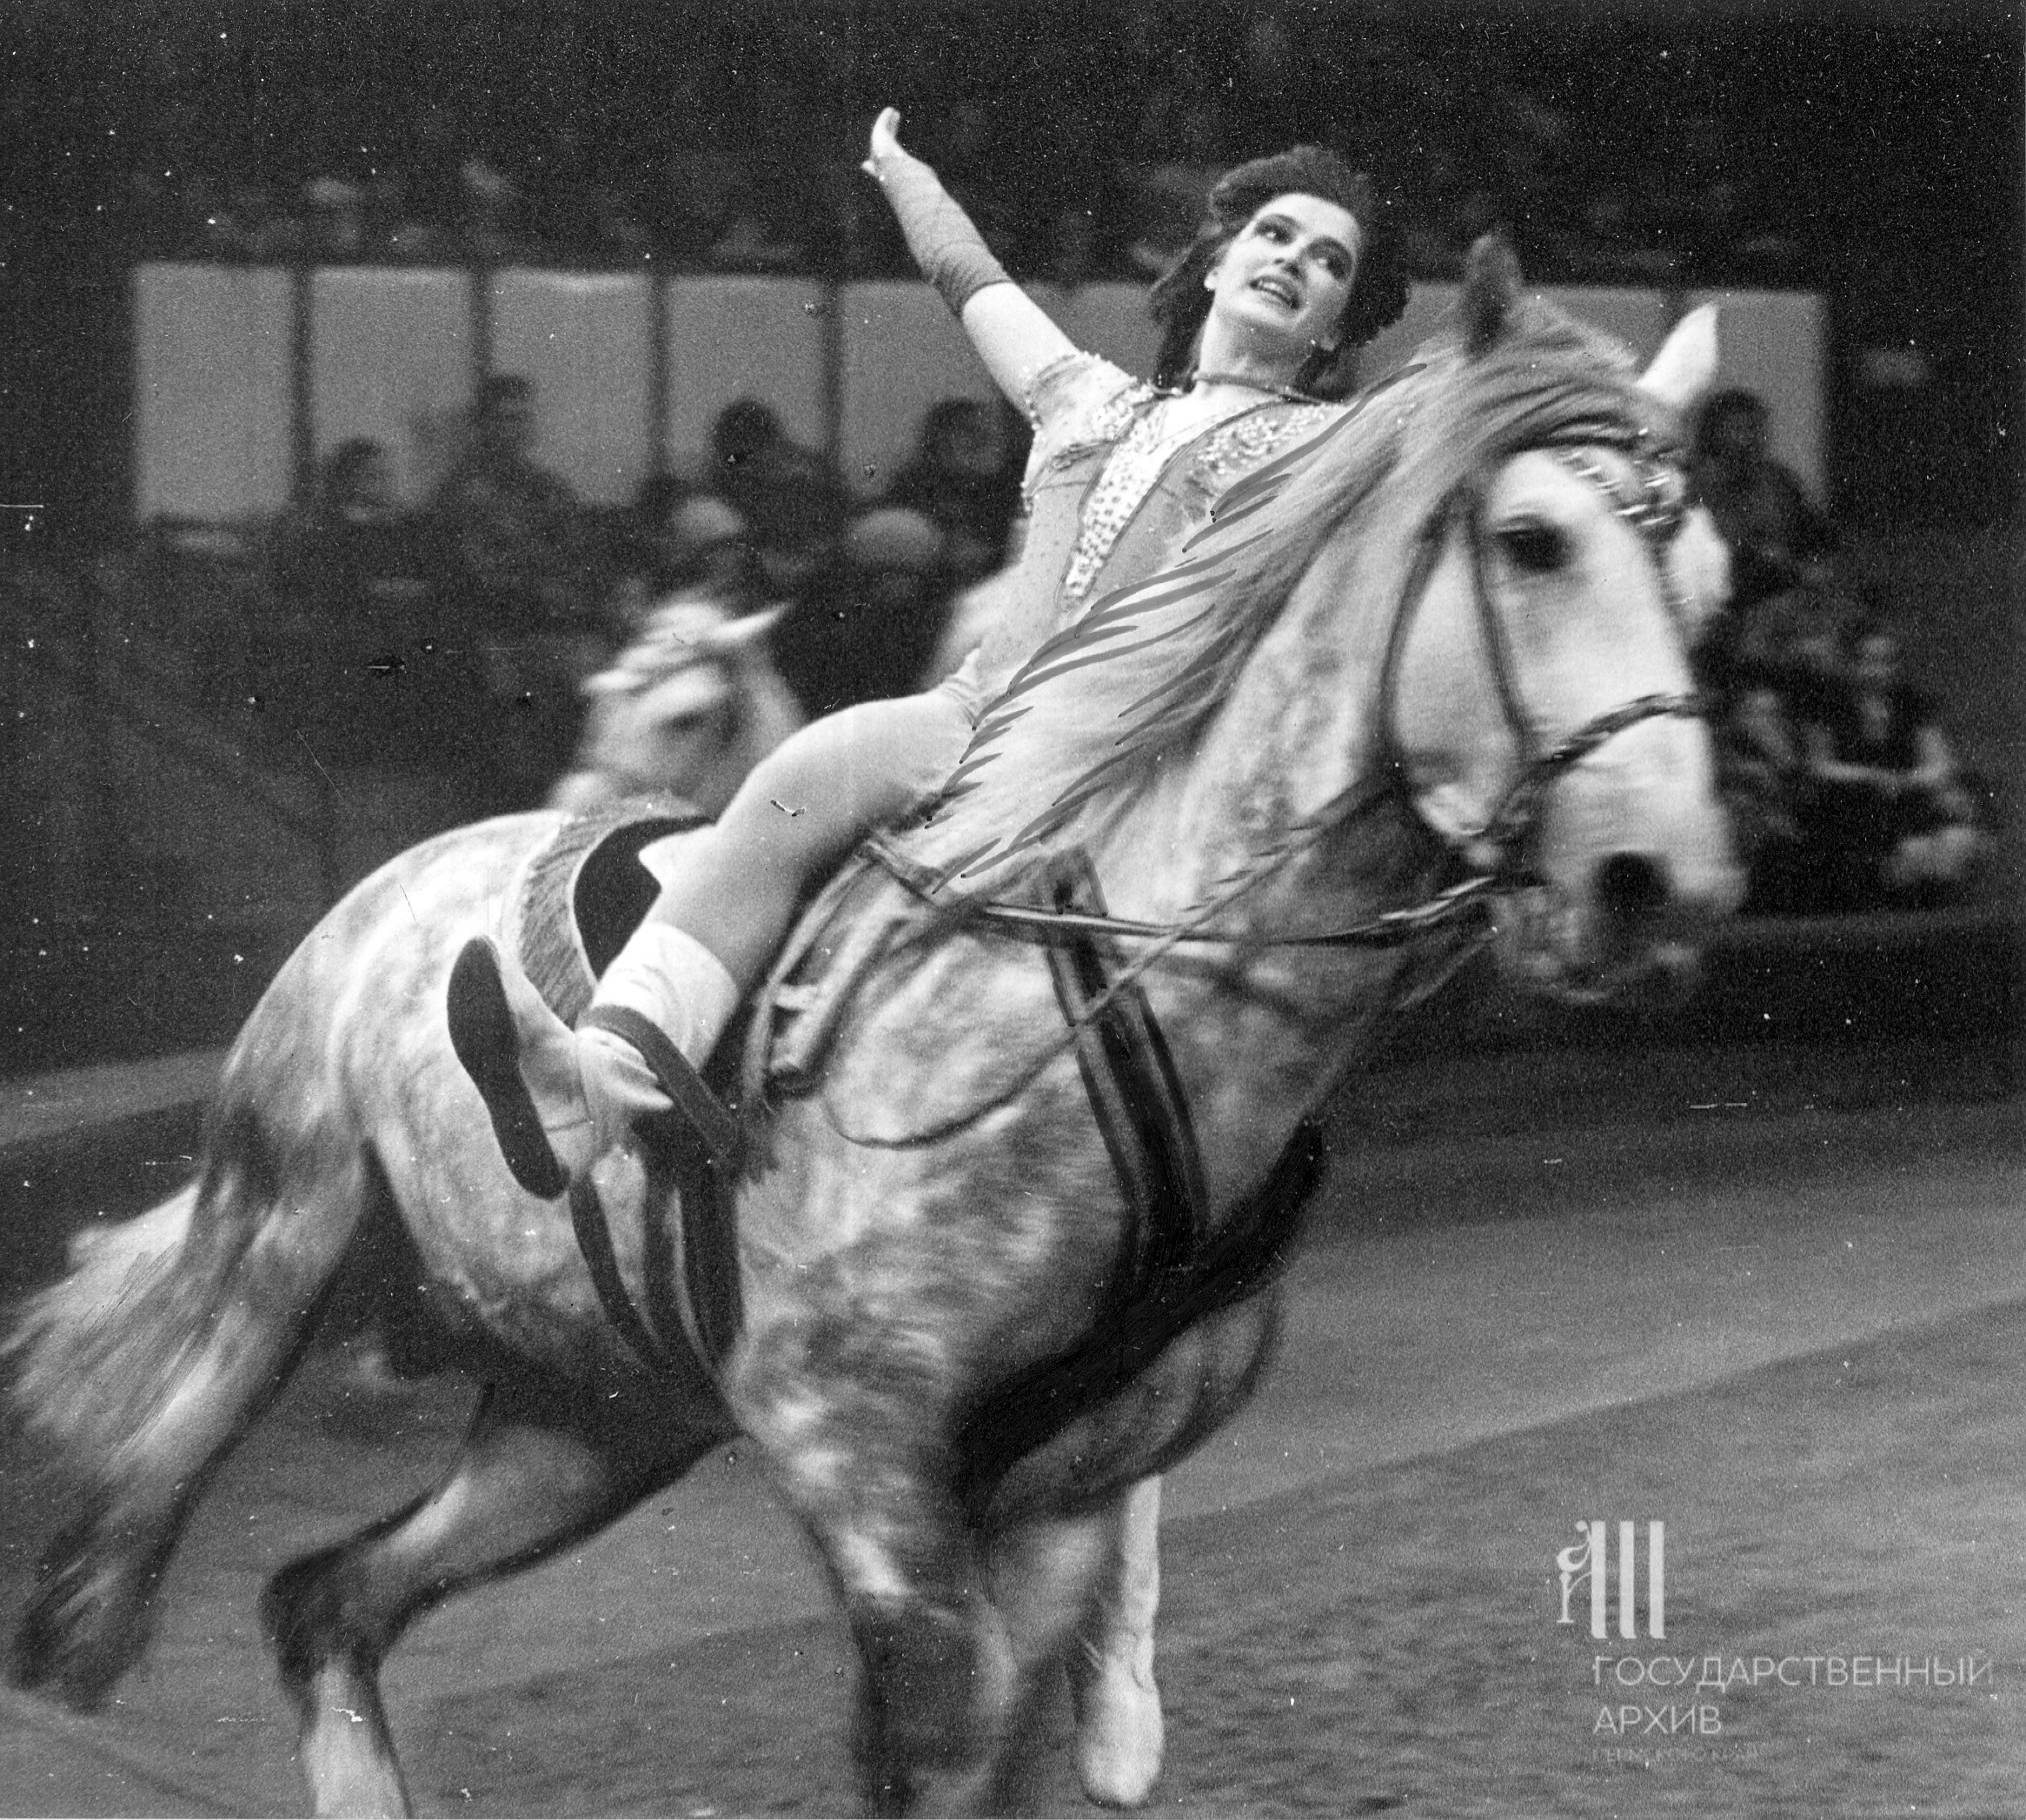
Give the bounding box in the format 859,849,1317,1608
870,427,1706,960
1374,428,1702,883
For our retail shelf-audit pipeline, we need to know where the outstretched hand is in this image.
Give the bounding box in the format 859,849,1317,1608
862,106,904,177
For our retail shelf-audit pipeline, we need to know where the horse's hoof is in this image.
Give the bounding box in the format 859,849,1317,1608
1073,1664,1164,1810
447,939,570,1199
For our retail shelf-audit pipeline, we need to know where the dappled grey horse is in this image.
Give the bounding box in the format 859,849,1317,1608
9,246,1737,1816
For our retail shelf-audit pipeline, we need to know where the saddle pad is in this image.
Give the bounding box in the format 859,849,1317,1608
508,795,707,1024
501,797,746,1385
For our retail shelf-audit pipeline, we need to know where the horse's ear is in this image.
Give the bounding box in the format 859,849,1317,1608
1639,305,1720,414
1460,233,1524,355
702,604,784,656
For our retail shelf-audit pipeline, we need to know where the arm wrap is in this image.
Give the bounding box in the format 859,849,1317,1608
871,148,1013,318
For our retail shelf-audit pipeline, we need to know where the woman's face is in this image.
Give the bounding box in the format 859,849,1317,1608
1205,191,1362,358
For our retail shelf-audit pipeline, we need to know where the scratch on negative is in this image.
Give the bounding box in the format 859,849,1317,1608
294,731,340,793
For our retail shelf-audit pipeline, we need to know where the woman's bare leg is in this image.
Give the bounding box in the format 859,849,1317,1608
637,686,975,983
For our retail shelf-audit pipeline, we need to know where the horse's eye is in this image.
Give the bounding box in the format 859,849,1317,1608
1498,521,1569,574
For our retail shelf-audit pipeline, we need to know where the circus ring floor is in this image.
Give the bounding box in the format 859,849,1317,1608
0,913,2019,1818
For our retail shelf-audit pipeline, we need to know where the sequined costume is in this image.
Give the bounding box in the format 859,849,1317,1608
448,125,1388,1212
973,353,1344,681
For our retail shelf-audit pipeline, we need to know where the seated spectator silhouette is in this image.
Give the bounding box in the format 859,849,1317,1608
654,489,770,608
267,438,439,766
1790,620,1989,911
772,506,953,718
429,374,597,809
605,481,774,641
1711,669,1810,914
1689,389,1840,686
881,398,1024,585
708,399,850,596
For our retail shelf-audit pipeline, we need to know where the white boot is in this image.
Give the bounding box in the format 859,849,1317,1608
571,920,742,1155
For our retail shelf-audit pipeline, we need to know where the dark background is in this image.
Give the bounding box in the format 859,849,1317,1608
0,0,2018,552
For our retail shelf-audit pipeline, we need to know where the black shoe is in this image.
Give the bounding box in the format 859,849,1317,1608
447,937,571,1199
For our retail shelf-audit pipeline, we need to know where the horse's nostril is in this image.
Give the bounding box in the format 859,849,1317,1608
1595,853,1670,920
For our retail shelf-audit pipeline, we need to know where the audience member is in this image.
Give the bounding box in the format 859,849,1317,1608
268,439,437,764
1790,620,1989,910
771,505,953,718
658,490,767,603
1712,669,1811,914
881,398,1024,585
428,374,599,808
1043,203,1108,289
1124,93,1232,277
302,176,369,262
1685,393,1859,733
1689,389,1838,662
604,481,774,638
707,399,851,596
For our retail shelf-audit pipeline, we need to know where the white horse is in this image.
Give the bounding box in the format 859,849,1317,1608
543,581,1177,1804
548,592,807,818
9,260,1736,1816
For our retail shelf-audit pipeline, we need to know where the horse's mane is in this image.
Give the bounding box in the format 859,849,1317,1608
896,294,1684,897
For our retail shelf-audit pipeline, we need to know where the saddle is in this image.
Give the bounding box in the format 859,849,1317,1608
491,800,1326,1513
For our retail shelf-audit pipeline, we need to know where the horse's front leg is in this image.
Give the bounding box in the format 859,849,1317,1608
814,1484,1122,1817
1066,1475,1166,1809
771,1445,1015,1815
751,1336,1057,1815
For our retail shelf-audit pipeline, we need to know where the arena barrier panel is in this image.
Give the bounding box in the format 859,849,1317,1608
837,280,1001,497
309,267,474,505
133,264,294,523
1690,288,1828,494
133,268,1827,520
1031,283,1166,392
1547,286,1674,373
661,275,830,488
491,269,654,506
1358,282,1459,390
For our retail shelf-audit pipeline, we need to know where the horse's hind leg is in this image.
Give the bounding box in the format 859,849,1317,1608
1066,1477,1165,1809
261,1374,725,1817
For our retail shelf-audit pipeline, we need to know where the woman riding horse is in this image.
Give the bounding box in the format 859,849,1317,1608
8,231,1736,1820
451,105,1409,1202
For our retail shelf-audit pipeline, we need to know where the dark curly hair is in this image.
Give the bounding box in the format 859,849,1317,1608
1148,146,1410,402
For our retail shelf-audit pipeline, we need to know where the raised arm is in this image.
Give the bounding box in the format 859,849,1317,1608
862,107,1078,409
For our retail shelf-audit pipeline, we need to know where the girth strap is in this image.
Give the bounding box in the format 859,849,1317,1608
955,854,1327,1524
1040,856,1209,1283
567,1009,746,1381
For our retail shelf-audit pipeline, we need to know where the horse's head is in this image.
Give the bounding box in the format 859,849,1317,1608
901,240,1741,1011
1378,240,1743,1000
556,593,803,818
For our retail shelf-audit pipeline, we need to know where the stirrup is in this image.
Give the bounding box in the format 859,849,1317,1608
447,937,571,1199
578,1004,743,1172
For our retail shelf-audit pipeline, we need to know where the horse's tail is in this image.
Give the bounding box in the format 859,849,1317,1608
6,1077,369,1710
